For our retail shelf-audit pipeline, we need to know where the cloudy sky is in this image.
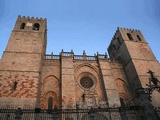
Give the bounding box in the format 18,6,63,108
0,0,160,61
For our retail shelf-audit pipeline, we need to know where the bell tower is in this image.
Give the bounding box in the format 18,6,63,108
0,16,47,109
108,28,160,106
5,15,47,57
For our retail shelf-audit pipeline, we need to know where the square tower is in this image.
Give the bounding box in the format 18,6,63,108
0,16,47,109
108,28,160,107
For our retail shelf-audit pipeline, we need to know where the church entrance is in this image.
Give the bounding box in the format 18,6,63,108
40,91,58,109
48,97,53,110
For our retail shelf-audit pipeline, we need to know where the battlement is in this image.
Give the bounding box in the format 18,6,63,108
18,15,46,21
110,27,142,45
13,15,47,32
118,27,140,32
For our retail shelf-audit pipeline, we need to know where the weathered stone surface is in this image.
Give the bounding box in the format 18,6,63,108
0,17,160,120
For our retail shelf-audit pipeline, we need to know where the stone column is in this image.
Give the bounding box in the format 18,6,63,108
61,52,75,109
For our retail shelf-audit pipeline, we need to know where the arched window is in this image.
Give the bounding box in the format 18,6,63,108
127,33,133,40
113,44,116,50
33,23,40,30
20,23,25,29
137,35,141,41
116,79,130,106
117,37,121,45
48,97,53,110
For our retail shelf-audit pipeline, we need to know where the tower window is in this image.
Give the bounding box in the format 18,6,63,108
137,35,141,41
127,33,133,40
117,37,121,44
20,23,25,29
113,44,116,50
33,23,40,30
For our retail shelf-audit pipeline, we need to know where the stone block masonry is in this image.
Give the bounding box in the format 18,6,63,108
0,71,39,109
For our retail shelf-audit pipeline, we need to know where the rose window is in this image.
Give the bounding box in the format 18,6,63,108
80,77,93,89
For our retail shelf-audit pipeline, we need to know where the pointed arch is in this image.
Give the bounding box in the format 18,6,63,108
43,75,59,84
40,91,58,109
115,78,130,106
40,76,60,109
42,75,59,93
74,63,99,76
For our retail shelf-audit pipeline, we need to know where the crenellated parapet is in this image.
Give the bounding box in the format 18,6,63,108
108,27,146,61
118,27,140,32
13,15,47,32
18,15,46,21
109,27,142,49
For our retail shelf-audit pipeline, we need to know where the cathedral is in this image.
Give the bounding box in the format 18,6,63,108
0,16,160,120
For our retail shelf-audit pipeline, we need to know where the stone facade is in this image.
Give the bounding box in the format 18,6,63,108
0,16,160,118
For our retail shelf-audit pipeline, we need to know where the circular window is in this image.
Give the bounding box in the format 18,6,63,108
80,77,93,89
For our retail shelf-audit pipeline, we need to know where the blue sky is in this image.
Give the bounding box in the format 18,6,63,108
0,0,160,61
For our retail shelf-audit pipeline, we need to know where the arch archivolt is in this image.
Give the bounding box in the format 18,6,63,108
40,91,58,109
74,64,99,91
74,63,99,80
43,75,59,84
41,75,59,94
74,63,103,108
42,91,57,98
40,75,60,109
115,78,128,88
115,78,130,105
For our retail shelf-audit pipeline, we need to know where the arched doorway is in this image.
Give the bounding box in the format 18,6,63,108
40,75,60,109
40,91,58,109
115,79,130,106
48,97,53,110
